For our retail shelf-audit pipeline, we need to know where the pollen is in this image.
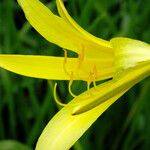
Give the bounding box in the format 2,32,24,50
87,72,93,95
77,45,85,69
61,46,100,107
63,49,70,76
92,65,98,89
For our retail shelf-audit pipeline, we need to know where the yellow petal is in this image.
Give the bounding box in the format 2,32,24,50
74,38,150,113
36,82,127,150
0,55,113,81
56,0,110,48
72,63,150,114
110,37,150,72
36,37,150,150
17,0,113,58
36,63,150,150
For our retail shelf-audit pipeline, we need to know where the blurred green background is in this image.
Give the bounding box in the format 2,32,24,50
0,0,150,150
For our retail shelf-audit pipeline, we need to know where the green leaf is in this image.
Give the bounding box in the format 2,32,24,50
0,140,32,150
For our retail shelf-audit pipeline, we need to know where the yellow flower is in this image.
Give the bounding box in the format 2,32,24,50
35,38,150,150
0,0,114,82
0,0,150,150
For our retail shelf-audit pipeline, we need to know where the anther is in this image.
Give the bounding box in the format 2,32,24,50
93,65,98,79
63,48,67,63
87,72,93,95
92,65,98,89
93,77,97,89
68,71,77,98
78,45,85,69
63,49,70,76
53,82,66,107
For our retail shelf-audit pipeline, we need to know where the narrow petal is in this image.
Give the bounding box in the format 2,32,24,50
36,63,150,150
110,37,150,71
72,63,150,114
0,55,113,81
74,38,150,114
17,0,113,58
56,0,110,48
36,38,150,150
36,82,128,150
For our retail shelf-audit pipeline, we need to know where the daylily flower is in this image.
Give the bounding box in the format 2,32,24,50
0,0,150,150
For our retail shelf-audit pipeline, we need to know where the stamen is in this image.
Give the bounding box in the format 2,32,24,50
92,65,98,89
93,77,97,89
93,65,98,79
68,71,77,98
53,82,66,107
87,72,93,95
63,48,67,63
78,45,85,69
63,49,70,76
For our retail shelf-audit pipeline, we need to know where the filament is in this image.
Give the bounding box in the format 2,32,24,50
93,65,98,89
63,49,70,76
77,45,85,69
53,82,66,107
63,48,67,63
87,72,93,95
68,71,77,98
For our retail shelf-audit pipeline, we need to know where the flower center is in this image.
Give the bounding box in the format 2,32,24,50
54,47,100,107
